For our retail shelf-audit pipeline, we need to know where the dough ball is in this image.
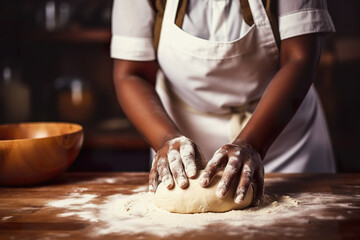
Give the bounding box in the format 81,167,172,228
154,171,253,213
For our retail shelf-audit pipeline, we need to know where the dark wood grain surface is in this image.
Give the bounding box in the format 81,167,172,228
0,173,359,240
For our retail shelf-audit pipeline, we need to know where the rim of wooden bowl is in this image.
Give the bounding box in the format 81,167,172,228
0,122,83,143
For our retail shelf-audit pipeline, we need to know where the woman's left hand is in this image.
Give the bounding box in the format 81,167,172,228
198,141,264,206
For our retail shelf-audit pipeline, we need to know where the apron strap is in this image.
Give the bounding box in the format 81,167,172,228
150,0,166,53
151,0,188,52
241,0,280,49
240,0,254,26
263,0,281,49
175,0,188,28
151,0,280,53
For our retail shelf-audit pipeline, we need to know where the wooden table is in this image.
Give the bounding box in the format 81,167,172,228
0,173,359,239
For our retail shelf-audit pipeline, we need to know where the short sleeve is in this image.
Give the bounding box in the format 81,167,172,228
278,0,335,40
111,0,156,61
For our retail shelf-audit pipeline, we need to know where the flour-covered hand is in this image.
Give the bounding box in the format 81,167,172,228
199,141,264,206
149,136,205,192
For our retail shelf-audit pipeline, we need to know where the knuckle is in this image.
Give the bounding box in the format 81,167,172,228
215,147,227,155
149,175,156,183
157,158,167,168
180,138,192,146
181,152,195,161
209,161,220,170
236,186,246,195
244,171,252,180
233,150,241,156
174,171,186,182
151,157,157,168
148,172,158,187
148,176,154,184
180,147,195,158
152,153,161,168
167,150,180,163
242,164,253,181
208,158,218,166
224,164,238,176
242,164,252,173
160,167,168,178
218,179,227,189
183,158,196,170
161,174,170,182
169,161,184,174
228,155,238,163
149,168,157,178
228,157,241,168
210,153,224,165
200,171,209,180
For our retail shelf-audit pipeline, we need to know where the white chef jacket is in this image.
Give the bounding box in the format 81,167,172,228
111,0,336,173
111,0,335,60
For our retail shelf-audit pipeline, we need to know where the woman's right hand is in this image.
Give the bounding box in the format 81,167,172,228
148,136,205,192
113,60,205,192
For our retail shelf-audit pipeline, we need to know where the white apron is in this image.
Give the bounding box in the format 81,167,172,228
155,0,336,173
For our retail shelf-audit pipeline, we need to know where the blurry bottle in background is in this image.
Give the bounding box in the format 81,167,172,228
55,76,95,124
36,0,71,32
0,66,31,123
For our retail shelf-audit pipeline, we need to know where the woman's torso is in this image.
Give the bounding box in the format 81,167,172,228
155,0,336,172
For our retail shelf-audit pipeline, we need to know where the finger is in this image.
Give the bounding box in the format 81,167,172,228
252,165,265,206
199,148,227,187
180,139,197,178
234,162,254,204
168,144,188,188
148,155,159,192
216,154,241,198
157,157,174,189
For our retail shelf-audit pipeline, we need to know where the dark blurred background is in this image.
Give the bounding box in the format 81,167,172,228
0,0,359,173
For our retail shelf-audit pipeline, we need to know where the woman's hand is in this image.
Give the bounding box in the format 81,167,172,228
113,60,206,192
149,136,205,192
199,141,264,206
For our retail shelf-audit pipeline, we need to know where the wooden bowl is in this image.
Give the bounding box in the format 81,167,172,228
0,122,83,186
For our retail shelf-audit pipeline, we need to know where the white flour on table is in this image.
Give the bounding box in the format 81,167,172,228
2,216,13,221
46,184,360,237
48,192,98,208
94,192,299,237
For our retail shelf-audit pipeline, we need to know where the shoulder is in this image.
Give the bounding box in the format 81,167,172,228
111,0,156,61
277,0,335,40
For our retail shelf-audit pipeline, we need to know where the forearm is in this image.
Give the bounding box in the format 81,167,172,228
234,34,322,158
113,60,181,151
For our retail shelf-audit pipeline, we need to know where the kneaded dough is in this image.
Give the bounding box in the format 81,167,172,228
154,171,253,213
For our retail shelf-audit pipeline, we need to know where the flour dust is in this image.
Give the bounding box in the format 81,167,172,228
46,184,360,237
